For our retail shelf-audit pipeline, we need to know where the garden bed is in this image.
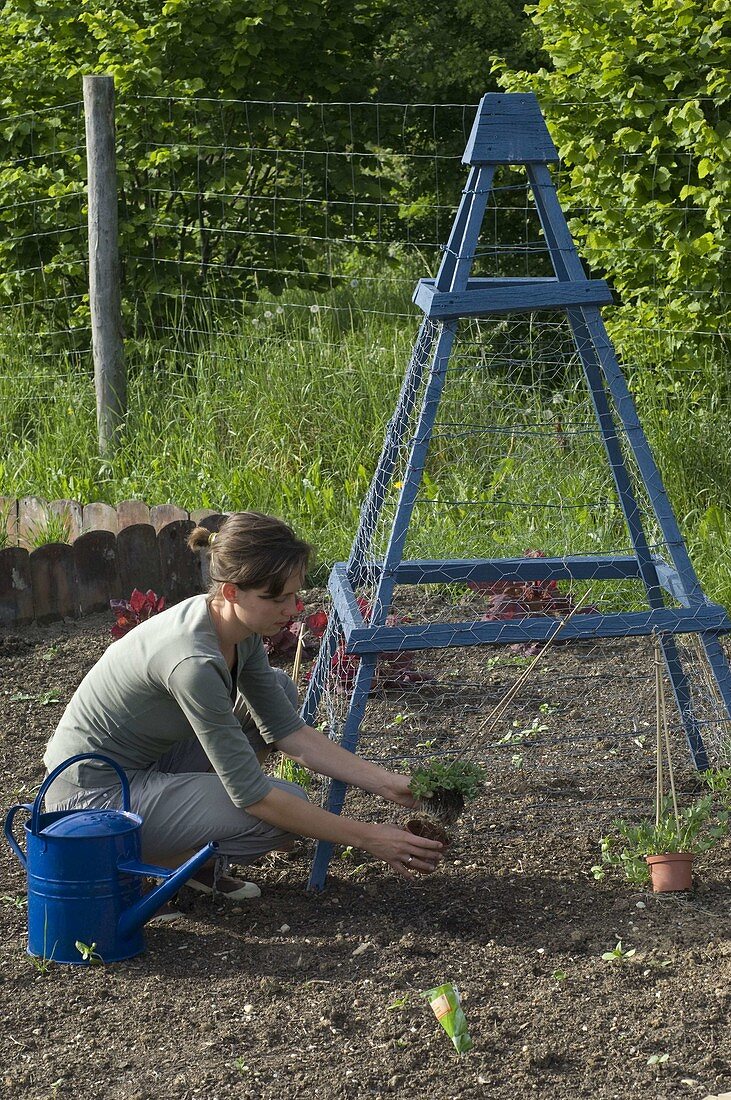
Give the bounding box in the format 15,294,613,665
1,600,731,1099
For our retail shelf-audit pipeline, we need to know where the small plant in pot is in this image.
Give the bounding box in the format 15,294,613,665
598,635,728,893
406,759,487,846
598,794,727,891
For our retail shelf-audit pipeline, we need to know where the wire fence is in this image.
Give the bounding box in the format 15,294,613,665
0,91,728,369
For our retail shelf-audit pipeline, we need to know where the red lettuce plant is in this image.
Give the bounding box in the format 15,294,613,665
468,550,597,655
110,589,166,639
304,597,432,690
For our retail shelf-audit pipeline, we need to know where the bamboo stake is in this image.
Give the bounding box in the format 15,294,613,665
654,633,680,832
654,635,664,827
291,623,306,687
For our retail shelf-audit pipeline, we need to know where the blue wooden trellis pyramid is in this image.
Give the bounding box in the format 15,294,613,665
301,93,731,890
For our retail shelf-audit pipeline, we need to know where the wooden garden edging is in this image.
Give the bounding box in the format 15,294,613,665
0,496,227,627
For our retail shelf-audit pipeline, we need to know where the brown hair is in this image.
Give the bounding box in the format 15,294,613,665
188,512,312,596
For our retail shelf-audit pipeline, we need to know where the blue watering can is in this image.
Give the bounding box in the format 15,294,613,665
4,753,215,964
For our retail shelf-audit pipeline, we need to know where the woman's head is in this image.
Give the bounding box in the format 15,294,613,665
188,512,313,596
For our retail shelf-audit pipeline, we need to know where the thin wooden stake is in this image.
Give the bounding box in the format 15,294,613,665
654,635,664,827
654,633,680,833
291,624,305,687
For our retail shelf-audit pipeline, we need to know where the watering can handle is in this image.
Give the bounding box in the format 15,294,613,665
31,753,131,835
4,803,33,869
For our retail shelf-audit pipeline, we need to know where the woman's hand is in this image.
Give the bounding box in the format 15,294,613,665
279,728,420,808
363,822,444,880
372,772,418,808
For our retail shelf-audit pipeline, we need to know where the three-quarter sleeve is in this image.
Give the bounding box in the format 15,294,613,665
167,656,272,807
236,637,306,744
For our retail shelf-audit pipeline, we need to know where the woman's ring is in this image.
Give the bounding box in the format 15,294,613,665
406,855,413,866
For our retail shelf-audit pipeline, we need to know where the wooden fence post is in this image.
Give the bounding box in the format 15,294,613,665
83,74,125,457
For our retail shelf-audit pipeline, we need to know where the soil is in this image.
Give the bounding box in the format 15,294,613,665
405,818,452,847
2,597,731,1100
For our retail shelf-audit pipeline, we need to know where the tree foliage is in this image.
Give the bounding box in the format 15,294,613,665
0,0,539,333
497,0,730,349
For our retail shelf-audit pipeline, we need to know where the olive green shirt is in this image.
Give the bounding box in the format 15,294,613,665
44,594,305,808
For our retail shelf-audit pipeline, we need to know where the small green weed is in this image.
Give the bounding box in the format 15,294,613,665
390,712,410,727
1,894,26,909
38,691,61,706
27,512,71,548
702,767,731,806
75,940,102,964
601,941,636,963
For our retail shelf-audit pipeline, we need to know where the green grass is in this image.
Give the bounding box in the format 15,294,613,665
1,269,730,606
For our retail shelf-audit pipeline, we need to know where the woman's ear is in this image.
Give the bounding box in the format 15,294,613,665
220,582,239,604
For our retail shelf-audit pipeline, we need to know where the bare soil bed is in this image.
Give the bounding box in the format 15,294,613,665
2,599,731,1100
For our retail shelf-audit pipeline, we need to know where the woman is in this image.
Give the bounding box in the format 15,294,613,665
43,512,443,903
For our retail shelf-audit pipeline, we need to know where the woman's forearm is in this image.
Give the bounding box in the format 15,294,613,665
245,784,444,876
277,725,397,796
245,784,376,848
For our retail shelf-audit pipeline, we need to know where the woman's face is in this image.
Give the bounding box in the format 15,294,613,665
229,572,304,638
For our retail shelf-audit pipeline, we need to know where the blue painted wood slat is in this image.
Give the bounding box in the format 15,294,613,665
413,277,613,319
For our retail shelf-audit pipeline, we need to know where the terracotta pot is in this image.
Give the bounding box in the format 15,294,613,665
645,852,694,893
405,817,451,848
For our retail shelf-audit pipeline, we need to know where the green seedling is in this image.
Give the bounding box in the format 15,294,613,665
387,994,410,1010
538,702,556,715
41,646,60,661
601,941,636,963
38,691,61,706
390,712,410,727
11,692,34,702
338,846,368,873
647,1053,669,1066
590,864,606,881
498,715,549,746
1,894,27,909
75,940,102,964
511,753,524,771
552,969,567,981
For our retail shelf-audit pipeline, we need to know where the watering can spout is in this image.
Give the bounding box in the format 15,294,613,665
117,843,216,940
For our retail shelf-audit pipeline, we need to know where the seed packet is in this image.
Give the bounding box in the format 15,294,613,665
422,981,473,1054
